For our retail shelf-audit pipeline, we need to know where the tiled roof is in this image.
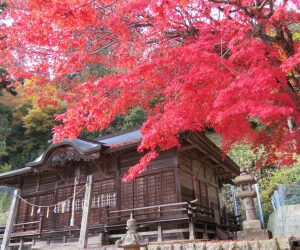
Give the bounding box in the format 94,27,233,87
98,130,142,146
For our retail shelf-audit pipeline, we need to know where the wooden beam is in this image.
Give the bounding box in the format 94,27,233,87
189,221,195,240
157,223,163,242
1,189,21,250
203,224,209,239
188,203,195,240
70,177,78,227
174,151,182,203
36,173,41,192
177,145,196,151
78,175,93,250
18,237,23,250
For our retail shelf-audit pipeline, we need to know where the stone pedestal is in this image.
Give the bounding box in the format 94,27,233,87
237,228,270,240
237,219,270,240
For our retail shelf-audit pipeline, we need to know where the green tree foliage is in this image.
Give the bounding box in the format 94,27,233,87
227,143,300,222
6,104,65,168
0,164,12,226
290,23,300,41
207,132,300,222
0,193,9,225
0,104,13,164
122,108,146,131
0,94,145,168
81,107,146,139
0,99,65,168
259,158,300,220
0,76,68,168
0,163,12,173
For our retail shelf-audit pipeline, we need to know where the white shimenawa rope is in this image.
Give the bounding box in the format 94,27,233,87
16,183,89,208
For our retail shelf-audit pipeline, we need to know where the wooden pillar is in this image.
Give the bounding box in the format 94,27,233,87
189,221,195,240
157,206,163,242
38,215,43,234
70,177,78,226
1,189,21,250
157,224,163,242
18,237,23,250
173,151,182,203
203,224,209,239
32,238,36,246
78,175,93,250
188,203,195,241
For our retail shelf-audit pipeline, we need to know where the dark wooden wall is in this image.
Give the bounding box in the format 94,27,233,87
15,148,179,231
178,148,221,222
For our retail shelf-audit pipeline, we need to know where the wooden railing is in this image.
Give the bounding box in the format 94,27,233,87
226,214,241,229
104,200,216,241
107,201,192,225
188,202,214,221
12,219,42,236
5,201,230,243
220,206,241,231
105,199,216,228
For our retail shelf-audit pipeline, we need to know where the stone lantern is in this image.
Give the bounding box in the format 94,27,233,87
115,214,148,250
232,167,270,240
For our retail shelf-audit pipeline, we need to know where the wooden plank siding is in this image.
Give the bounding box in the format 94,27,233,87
14,149,179,233
178,149,220,220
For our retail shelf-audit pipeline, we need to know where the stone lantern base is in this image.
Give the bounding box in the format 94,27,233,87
237,219,271,240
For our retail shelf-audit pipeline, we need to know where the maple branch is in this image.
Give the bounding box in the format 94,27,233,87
87,38,119,55
87,31,113,46
0,3,7,12
208,0,241,5
128,22,153,29
174,7,190,30
253,23,300,94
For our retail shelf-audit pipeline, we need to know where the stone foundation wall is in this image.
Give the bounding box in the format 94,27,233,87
32,238,292,250
141,239,291,250
268,204,300,238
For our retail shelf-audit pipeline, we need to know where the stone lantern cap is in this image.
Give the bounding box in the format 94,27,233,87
232,167,256,186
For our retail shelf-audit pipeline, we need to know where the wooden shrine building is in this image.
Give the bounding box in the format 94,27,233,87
0,130,241,248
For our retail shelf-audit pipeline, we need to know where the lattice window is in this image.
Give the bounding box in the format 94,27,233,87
66,200,71,212
54,204,60,213
101,194,106,207
75,199,81,211
56,193,117,213
97,196,101,207
109,193,117,207
100,193,117,207
61,201,66,213
92,196,97,208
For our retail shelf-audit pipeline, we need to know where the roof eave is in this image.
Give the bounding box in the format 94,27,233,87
0,167,32,181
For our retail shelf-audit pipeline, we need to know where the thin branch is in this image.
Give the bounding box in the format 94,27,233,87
87,39,119,55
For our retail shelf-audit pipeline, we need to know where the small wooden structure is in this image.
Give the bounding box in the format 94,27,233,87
0,129,240,248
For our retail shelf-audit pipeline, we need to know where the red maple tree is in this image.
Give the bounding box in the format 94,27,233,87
1,0,300,181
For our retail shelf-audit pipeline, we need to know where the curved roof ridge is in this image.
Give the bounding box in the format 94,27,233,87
25,138,103,168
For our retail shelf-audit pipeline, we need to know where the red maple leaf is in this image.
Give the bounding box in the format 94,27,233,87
1,0,300,180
